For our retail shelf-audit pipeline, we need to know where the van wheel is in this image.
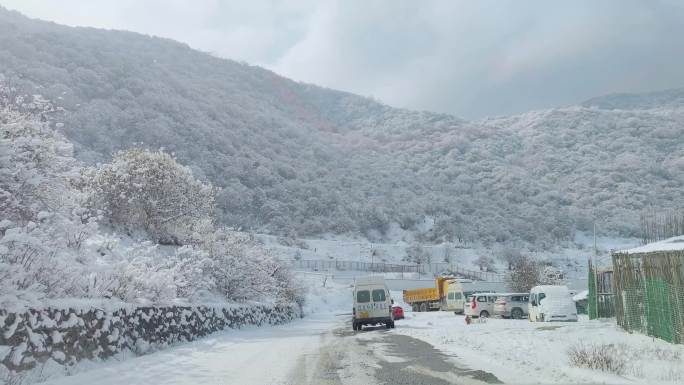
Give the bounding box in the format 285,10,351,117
385,322,392,329
479,310,489,318
511,308,523,319
420,303,428,312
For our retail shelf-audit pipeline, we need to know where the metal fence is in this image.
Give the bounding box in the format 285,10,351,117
612,250,684,344
587,260,615,319
291,259,505,282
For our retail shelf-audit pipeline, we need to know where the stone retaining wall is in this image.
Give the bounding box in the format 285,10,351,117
0,303,299,374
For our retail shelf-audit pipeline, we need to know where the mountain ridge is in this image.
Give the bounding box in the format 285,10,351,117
1,6,683,248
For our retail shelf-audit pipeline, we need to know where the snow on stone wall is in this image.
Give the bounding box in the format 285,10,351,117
0,303,299,373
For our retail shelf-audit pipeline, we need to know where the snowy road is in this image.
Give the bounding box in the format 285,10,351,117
42,313,500,385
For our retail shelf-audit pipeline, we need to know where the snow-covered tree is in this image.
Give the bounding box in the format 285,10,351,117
0,82,302,310
0,83,97,309
506,256,541,292
84,149,216,245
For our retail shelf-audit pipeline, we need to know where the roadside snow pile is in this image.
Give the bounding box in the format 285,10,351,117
395,312,684,384
0,303,300,383
298,272,351,315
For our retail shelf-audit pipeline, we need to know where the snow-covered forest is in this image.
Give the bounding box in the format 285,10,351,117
0,81,302,311
1,6,683,250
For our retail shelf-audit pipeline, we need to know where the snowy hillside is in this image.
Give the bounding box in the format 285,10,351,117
1,7,683,248
0,84,301,311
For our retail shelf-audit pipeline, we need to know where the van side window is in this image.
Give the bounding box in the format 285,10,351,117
448,292,454,300
489,296,496,303
454,293,462,300
477,296,487,302
372,289,386,302
357,290,370,303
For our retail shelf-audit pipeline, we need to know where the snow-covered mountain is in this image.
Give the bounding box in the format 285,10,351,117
1,7,683,248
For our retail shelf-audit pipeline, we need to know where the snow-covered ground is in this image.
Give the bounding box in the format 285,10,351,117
39,313,343,385
394,311,684,384
261,231,640,284
27,279,684,385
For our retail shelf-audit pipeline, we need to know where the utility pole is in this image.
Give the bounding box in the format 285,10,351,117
593,222,597,258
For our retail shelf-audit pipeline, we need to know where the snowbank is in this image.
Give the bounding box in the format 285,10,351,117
394,312,684,384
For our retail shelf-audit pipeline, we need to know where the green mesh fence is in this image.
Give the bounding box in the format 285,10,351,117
612,251,684,345
644,279,674,342
620,285,645,333
588,263,614,319
588,264,598,319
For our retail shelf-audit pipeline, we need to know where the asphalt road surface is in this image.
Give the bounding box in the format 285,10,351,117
41,315,500,385
286,320,501,385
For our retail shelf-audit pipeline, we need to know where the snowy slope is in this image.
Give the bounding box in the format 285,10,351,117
1,7,683,247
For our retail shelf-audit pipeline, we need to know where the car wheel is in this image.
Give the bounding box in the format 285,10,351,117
511,308,523,319
479,310,489,318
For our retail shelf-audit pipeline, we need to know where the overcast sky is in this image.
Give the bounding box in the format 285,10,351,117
2,0,684,118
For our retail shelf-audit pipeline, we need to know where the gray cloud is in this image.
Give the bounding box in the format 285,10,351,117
2,0,684,118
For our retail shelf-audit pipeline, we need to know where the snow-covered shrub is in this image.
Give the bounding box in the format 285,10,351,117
567,343,627,374
200,229,304,306
84,148,215,245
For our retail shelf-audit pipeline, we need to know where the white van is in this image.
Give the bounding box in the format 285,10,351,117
443,280,466,313
463,292,501,318
352,276,394,331
528,285,578,322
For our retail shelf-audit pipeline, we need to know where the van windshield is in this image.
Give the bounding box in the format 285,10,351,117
356,290,370,303
372,289,386,302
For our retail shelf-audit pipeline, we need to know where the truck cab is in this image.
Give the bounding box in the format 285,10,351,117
353,276,394,331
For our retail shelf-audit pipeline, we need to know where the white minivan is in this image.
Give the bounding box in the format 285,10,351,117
463,292,501,318
443,279,466,313
352,276,394,331
528,285,578,322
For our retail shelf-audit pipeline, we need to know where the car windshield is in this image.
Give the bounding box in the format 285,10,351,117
5,3,671,384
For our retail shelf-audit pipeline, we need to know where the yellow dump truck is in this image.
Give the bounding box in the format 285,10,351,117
403,276,466,313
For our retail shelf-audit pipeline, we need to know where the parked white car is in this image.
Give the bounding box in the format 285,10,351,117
352,276,394,330
463,292,501,318
528,285,578,322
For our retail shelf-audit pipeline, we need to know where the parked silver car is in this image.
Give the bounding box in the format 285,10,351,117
493,293,529,319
